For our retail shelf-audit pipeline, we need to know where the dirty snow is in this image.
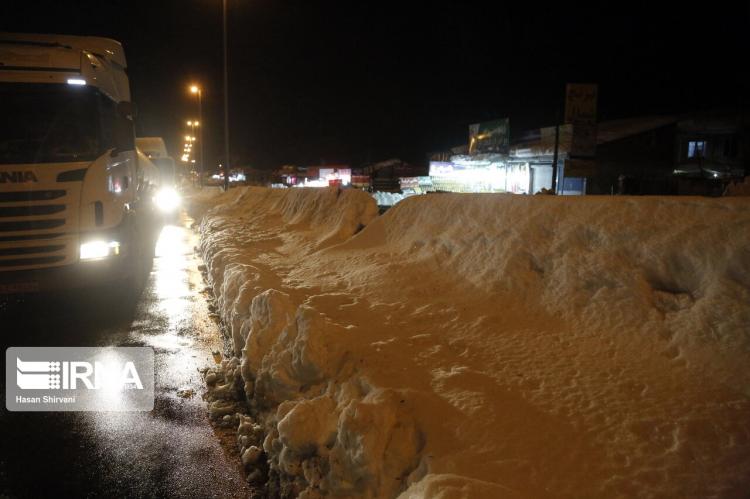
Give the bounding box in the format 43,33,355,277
196,186,750,498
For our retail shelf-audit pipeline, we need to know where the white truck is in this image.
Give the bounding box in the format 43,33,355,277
136,136,181,214
0,32,162,294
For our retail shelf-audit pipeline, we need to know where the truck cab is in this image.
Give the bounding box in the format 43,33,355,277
136,137,181,216
0,32,161,294
136,137,178,187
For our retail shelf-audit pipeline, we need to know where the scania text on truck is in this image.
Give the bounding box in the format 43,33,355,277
0,32,161,294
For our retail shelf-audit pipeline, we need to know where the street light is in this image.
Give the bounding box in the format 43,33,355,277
184,2,230,192
186,120,200,146
189,84,204,187
222,0,230,192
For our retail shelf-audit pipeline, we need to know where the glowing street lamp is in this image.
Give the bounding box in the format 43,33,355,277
187,120,200,145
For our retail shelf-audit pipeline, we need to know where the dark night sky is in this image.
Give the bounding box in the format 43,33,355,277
2,1,748,169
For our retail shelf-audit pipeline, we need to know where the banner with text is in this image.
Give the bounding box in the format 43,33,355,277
565,83,598,177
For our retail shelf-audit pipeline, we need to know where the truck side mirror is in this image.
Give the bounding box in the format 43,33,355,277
112,102,136,156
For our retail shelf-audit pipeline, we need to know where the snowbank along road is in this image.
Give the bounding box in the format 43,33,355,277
194,186,750,498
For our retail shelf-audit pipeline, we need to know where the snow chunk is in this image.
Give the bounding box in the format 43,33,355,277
278,396,338,456
327,389,422,497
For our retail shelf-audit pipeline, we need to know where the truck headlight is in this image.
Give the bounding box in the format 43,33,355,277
154,187,180,212
80,240,121,260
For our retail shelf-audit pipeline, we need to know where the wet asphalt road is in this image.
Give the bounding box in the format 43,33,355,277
0,215,250,498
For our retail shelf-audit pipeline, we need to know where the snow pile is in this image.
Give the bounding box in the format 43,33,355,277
203,356,246,421
197,188,750,498
183,185,243,220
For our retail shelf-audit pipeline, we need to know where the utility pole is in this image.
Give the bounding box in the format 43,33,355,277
189,86,204,188
551,123,560,194
198,94,204,189
222,0,230,192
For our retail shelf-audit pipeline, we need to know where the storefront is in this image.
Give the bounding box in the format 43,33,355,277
428,156,531,194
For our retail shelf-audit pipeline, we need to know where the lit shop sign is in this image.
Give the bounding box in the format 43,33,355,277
320,168,351,186
300,168,351,187
428,160,530,194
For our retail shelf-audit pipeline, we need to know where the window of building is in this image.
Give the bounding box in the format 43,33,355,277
687,140,705,159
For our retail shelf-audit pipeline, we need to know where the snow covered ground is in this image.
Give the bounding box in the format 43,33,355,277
195,186,750,498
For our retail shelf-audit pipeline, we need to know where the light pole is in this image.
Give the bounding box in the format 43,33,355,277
222,0,230,191
222,0,229,191
186,120,199,175
189,85,204,188
187,120,199,138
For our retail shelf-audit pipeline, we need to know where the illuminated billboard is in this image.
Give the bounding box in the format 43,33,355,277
428,158,529,194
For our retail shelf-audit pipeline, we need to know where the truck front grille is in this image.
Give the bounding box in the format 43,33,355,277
0,233,64,242
0,219,66,232
0,255,66,268
0,188,74,270
0,205,66,217
0,244,65,256
0,190,66,202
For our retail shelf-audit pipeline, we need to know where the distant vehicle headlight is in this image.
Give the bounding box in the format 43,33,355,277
80,240,120,260
154,187,180,213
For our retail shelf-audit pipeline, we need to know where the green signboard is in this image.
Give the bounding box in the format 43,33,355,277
469,118,510,154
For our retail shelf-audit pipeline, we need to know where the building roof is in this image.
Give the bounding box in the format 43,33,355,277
596,115,680,143
509,115,680,160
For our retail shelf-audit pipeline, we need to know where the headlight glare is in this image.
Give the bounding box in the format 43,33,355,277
80,240,120,260
154,187,180,213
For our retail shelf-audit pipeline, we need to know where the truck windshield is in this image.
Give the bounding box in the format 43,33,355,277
152,157,176,186
0,82,103,164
